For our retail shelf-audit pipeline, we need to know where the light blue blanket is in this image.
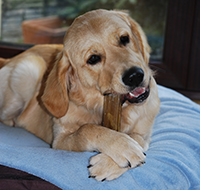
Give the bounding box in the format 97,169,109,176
0,85,200,190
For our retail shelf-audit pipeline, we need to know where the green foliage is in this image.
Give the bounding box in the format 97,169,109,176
58,0,99,18
58,0,137,19
57,0,167,36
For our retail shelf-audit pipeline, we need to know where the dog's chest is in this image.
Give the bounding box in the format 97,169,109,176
66,102,103,126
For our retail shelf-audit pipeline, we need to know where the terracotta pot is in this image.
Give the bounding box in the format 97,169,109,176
22,16,73,44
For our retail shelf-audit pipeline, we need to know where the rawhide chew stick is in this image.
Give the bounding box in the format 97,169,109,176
102,94,122,131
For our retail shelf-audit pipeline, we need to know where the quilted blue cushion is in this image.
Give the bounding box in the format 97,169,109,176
0,85,200,190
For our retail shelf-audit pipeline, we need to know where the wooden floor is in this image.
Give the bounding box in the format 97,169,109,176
193,100,200,105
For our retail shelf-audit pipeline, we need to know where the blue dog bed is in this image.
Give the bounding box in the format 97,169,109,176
0,85,200,189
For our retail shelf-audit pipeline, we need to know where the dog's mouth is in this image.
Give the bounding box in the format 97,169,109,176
121,85,150,105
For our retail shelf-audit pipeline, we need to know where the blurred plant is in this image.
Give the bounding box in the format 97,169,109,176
57,0,167,60
58,0,137,19
57,0,167,36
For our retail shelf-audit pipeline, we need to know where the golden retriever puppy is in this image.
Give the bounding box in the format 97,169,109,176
0,9,160,181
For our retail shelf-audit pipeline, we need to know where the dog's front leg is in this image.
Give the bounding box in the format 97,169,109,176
129,133,151,152
52,123,146,180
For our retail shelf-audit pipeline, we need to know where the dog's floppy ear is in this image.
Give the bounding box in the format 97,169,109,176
41,52,70,118
116,11,151,65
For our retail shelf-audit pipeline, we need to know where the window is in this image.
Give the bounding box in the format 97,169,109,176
0,0,200,99
0,0,168,61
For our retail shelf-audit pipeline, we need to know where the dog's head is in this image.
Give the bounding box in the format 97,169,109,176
41,9,152,118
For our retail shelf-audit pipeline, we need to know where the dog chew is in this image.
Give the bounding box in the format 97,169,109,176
102,94,122,131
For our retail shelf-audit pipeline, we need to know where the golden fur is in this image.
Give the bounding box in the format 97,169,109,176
0,10,160,181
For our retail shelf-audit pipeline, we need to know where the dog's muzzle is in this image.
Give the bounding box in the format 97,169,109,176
121,66,150,104
103,66,150,105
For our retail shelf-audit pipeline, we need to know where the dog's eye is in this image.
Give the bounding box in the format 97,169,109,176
87,55,101,65
120,35,130,46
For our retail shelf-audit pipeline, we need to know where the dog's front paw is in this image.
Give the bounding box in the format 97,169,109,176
88,153,129,181
101,133,146,169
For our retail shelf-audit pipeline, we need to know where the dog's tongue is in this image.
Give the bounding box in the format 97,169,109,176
129,87,146,98
121,86,149,105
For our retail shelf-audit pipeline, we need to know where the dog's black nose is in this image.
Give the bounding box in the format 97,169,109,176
122,67,144,87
